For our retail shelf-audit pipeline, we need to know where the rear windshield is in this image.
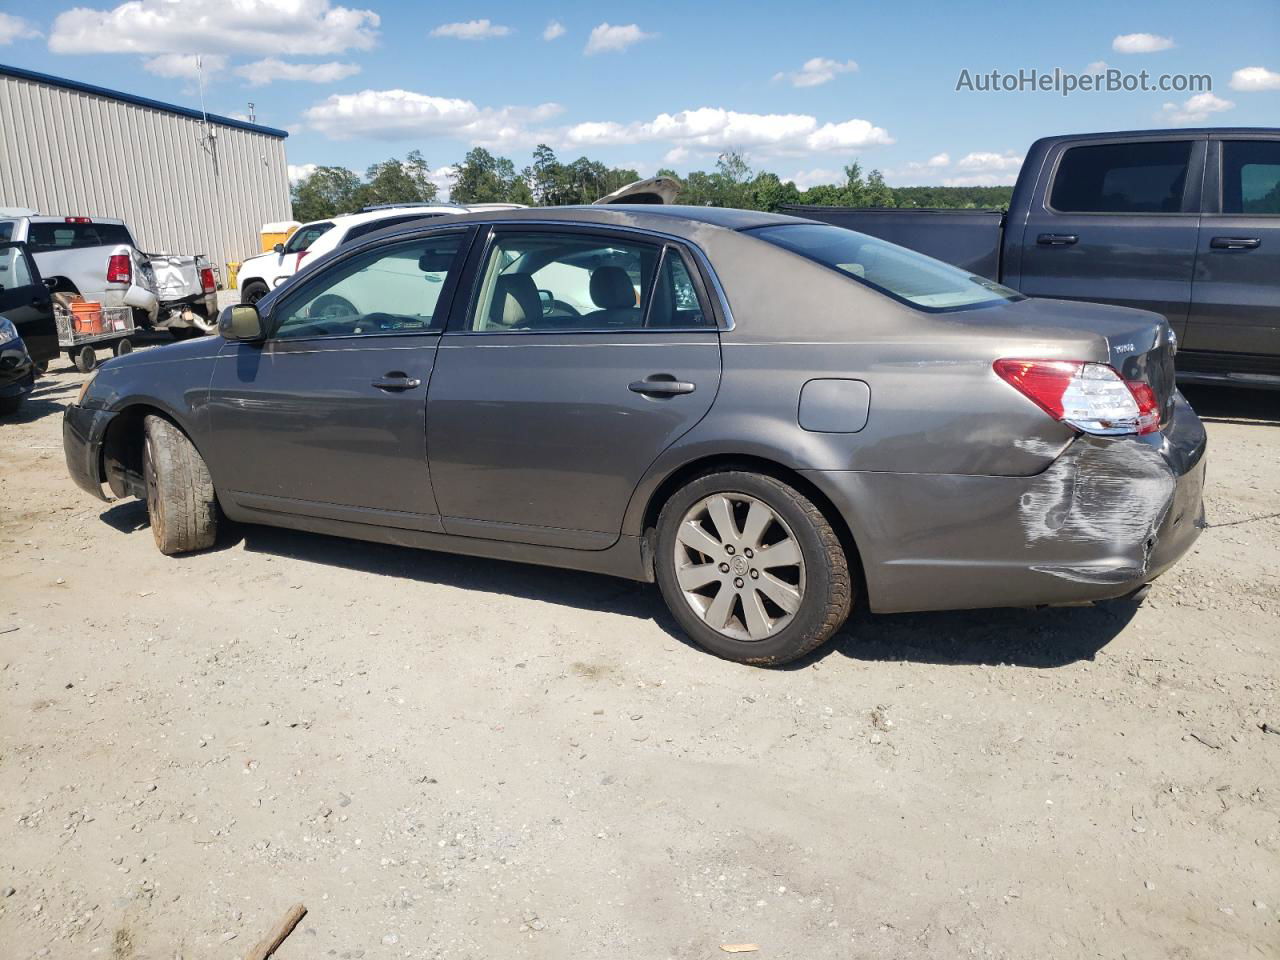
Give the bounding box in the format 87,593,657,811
27,221,134,252
751,223,1023,312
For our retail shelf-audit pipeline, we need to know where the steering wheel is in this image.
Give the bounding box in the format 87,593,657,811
548,299,581,317
311,294,357,320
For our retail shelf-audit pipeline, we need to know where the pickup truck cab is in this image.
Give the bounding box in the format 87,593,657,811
237,203,529,304
0,214,159,325
785,128,1280,388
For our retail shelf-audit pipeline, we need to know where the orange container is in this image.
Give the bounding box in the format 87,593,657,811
71,301,104,334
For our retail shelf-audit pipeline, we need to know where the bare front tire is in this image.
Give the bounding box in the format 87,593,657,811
655,471,852,666
241,281,269,306
143,415,218,555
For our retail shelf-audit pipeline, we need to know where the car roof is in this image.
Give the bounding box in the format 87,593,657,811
321,206,462,229
366,204,811,240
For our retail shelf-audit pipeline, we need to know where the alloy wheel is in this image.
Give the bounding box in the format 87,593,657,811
673,493,806,642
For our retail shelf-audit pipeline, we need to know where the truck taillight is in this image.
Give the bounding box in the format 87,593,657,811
993,358,1159,436
65,216,93,224
296,250,309,269
199,267,216,291
106,254,132,284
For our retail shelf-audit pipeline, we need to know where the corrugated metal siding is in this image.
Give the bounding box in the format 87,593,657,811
0,72,290,281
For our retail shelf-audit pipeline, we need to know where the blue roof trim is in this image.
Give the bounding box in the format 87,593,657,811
0,62,289,139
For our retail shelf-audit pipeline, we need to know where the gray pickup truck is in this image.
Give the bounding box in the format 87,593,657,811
783,128,1280,388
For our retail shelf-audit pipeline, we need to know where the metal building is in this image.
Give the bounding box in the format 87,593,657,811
0,63,290,282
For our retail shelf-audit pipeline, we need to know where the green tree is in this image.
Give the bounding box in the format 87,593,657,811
290,166,362,221
356,149,439,208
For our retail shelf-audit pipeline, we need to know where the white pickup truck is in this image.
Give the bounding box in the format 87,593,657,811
0,213,217,337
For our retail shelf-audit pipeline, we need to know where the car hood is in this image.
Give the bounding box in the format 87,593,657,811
100,333,224,372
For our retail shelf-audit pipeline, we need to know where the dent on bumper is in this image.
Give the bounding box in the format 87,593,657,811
806,394,1207,614
62,405,116,501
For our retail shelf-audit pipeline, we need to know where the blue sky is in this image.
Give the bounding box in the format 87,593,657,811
1,0,1277,195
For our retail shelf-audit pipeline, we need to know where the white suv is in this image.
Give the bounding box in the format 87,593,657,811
236,204,526,304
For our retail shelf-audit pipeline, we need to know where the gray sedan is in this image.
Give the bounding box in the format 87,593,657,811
63,207,1206,665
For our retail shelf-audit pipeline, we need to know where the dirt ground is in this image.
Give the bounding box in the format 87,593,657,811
1,347,1277,960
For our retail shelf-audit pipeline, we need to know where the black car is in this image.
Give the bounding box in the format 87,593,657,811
0,316,35,415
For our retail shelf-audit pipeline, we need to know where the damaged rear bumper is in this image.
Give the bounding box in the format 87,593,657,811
804,391,1207,614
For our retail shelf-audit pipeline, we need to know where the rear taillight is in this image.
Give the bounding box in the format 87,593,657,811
65,216,92,224
199,267,216,291
106,254,132,284
994,358,1159,436
296,251,309,269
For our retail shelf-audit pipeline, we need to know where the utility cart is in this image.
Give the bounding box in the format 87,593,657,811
54,302,137,373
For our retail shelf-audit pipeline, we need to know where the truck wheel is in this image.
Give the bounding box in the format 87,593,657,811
241,281,269,305
142,415,218,555
654,471,853,667
112,338,134,356
72,345,97,373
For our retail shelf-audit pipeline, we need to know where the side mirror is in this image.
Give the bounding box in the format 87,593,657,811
219,304,264,341
537,289,553,315
273,243,285,255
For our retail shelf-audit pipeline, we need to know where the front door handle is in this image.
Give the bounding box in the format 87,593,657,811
372,373,422,391
1037,233,1079,246
1209,236,1261,250
629,377,696,397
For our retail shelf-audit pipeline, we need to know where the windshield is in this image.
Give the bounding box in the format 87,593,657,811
751,223,1023,312
284,222,333,254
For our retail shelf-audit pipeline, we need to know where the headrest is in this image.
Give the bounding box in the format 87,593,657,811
488,273,541,328
589,266,635,309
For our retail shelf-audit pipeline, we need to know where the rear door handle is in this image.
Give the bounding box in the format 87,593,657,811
629,377,696,397
1037,233,1079,246
372,374,422,391
1209,236,1261,250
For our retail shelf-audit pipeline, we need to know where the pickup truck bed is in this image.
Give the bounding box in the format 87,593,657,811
782,127,1280,389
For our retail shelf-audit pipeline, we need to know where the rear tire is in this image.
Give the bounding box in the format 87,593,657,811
654,471,853,667
241,281,269,306
72,345,97,373
143,415,218,555
113,338,134,356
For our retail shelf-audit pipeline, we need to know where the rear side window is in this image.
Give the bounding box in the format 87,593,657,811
26,221,134,251
1050,141,1192,213
751,223,1022,312
1222,140,1280,214
0,222,13,242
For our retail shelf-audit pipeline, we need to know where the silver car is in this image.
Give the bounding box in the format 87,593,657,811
64,206,1206,665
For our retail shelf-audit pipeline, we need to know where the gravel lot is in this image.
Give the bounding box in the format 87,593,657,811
1,348,1277,960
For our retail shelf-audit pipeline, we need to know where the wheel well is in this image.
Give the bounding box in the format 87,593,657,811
100,405,197,500
641,454,865,596
48,277,79,295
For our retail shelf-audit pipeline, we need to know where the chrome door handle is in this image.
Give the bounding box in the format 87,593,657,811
1209,236,1261,250
629,378,696,397
372,374,422,391
1037,233,1079,246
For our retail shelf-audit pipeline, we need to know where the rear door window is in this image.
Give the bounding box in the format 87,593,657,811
26,221,135,251
0,222,13,242
1050,141,1193,213
343,214,444,244
1221,140,1280,214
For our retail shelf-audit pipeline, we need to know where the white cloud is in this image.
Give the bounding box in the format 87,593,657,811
927,152,950,168
565,107,892,155
1112,33,1174,54
955,151,1023,173
430,19,511,40
303,89,563,148
141,53,226,79
542,20,565,41
49,0,378,56
786,168,843,189
663,146,691,165
429,164,457,201
1160,91,1235,124
584,23,654,55
288,163,318,183
774,57,859,88
1085,60,1109,76
0,12,40,45
1230,66,1280,91
235,58,360,86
